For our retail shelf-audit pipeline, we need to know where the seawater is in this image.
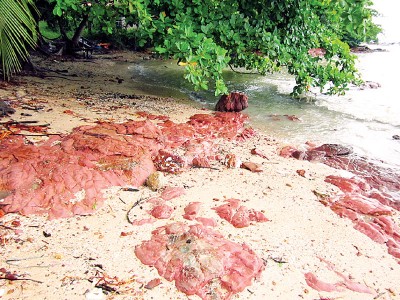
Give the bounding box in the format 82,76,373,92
128,2,400,169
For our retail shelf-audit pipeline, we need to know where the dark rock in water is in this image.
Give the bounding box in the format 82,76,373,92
324,156,400,196
393,135,400,140
215,91,248,112
290,144,352,161
291,150,326,161
313,144,353,157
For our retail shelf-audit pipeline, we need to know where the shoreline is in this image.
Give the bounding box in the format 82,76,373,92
0,51,399,300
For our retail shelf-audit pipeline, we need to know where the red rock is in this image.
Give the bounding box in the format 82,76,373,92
331,194,392,216
191,157,211,168
188,112,250,141
153,150,187,174
248,209,269,223
215,92,248,112
147,197,165,205
304,272,340,292
335,272,374,294
324,156,400,197
312,144,353,157
296,169,306,177
183,202,201,220
0,111,256,220
135,223,264,299
195,217,217,227
325,175,370,193
368,190,400,211
161,121,196,148
279,145,298,158
330,206,359,221
225,154,241,169
63,109,75,115
240,162,263,173
373,215,400,237
160,186,186,201
354,221,388,244
123,119,162,138
120,231,133,236
250,148,268,159
150,204,174,219
237,127,257,141
144,278,162,289
129,218,157,226
387,239,400,259
277,142,400,261
213,199,269,228
231,206,252,228
213,198,240,222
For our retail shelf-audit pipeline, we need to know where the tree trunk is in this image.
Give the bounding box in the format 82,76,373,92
71,14,89,48
57,16,69,42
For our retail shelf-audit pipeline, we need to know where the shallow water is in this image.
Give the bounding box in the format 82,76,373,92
127,2,400,169
129,52,400,170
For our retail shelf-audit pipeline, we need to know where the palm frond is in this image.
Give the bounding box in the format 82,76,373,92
0,0,38,80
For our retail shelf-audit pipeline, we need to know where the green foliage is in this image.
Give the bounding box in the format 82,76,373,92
128,0,379,96
39,21,62,39
0,0,38,80
44,0,381,97
47,0,135,42
311,0,381,46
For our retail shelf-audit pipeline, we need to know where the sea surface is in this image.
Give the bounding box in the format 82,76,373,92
128,1,400,169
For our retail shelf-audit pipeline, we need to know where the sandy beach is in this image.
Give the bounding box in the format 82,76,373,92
0,51,399,300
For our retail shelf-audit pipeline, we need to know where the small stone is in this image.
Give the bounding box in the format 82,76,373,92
240,161,263,172
225,153,241,169
43,231,51,237
146,171,166,191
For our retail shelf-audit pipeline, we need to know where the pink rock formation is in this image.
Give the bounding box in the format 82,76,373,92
135,222,264,299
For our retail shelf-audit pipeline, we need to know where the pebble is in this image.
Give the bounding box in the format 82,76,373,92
146,171,166,191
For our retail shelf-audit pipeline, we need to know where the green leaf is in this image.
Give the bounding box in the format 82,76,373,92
155,46,167,54
53,6,63,17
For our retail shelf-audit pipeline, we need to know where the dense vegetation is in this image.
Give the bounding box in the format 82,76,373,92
1,0,381,97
